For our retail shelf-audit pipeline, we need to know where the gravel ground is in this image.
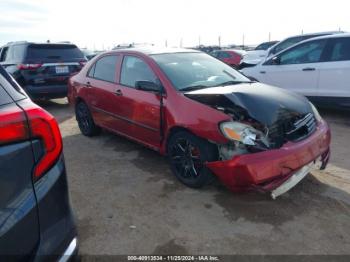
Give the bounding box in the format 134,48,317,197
41,99,350,256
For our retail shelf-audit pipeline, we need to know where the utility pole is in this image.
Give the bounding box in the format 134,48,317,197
218,36,221,47
165,40,168,47
198,36,201,47
242,34,245,49
269,32,271,41
301,29,304,35
180,38,183,48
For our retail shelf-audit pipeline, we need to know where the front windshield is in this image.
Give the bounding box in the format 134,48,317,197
151,52,250,91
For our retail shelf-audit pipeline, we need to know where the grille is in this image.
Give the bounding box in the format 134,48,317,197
268,112,317,148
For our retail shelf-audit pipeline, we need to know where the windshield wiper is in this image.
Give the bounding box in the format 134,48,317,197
215,80,252,87
180,85,210,92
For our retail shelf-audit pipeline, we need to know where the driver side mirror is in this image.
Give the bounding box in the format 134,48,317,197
271,56,281,65
135,80,162,93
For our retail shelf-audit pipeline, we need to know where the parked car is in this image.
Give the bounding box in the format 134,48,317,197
0,65,77,259
241,33,350,108
0,41,87,100
239,31,343,69
68,47,330,198
255,41,279,51
239,41,278,69
211,49,246,68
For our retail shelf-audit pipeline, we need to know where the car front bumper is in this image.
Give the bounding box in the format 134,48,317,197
206,120,331,195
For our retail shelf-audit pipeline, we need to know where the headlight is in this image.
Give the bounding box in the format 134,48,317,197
220,122,258,145
310,102,322,122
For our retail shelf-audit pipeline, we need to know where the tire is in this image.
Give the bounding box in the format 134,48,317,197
167,131,218,188
75,101,101,136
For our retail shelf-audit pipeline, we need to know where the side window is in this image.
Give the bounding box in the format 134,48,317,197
220,52,231,58
329,38,350,62
87,63,96,78
120,56,158,88
11,45,25,62
90,55,119,82
0,47,9,62
279,40,326,65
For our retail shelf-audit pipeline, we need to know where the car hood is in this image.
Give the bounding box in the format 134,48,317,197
184,82,313,126
242,50,267,63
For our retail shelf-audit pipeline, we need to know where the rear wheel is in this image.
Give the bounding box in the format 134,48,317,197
75,101,100,136
167,131,218,188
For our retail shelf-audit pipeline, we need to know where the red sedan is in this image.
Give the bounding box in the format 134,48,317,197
211,49,246,68
68,47,330,198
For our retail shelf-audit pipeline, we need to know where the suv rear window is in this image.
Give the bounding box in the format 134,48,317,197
26,44,84,61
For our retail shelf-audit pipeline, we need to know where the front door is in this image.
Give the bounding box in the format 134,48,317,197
116,55,162,148
261,39,327,96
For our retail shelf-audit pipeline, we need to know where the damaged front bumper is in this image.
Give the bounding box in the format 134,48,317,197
206,120,331,196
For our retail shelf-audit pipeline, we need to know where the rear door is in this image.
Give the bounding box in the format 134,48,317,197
0,69,40,258
260,39,327,96
318,37,350,100
85,55,126,131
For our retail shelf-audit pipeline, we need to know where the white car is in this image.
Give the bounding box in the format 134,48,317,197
241,33,350,107
240,31,342,69
240,41,278,67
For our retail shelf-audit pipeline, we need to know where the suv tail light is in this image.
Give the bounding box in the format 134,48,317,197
0,105,29,145
26,106,63,180
17,63,42,70
0,102,62,181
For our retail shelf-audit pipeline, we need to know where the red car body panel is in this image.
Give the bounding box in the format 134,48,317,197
68,49,331,193
217,50,243,67
206,120,331,191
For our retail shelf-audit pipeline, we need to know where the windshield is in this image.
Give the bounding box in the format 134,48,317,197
151,52,250,91
255,41,278,50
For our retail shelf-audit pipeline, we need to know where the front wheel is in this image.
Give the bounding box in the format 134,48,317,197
75,101,101,136
167,131,218,188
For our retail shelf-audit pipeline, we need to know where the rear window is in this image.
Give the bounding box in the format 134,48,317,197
0,86,13,105
26,44,84,60
0,66,26,101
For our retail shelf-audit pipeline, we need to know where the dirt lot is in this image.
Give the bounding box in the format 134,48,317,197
42,99,350,255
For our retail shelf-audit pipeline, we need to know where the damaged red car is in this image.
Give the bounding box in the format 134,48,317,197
68,48,331,198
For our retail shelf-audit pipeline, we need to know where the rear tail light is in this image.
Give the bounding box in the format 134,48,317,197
0,102,62,181
17,63,42,70
0,105,29,145
25,104,63,180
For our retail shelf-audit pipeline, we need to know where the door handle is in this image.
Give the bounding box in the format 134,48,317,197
114,89,123,96
260,71,266,74
302,68,315,71
85,81,91,88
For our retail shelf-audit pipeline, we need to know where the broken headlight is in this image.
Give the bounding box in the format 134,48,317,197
220,121,268,147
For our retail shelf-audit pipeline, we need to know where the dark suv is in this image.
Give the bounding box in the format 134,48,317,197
0,42,87,100
0,65,77,260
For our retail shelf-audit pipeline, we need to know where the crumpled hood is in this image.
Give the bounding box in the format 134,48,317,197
184,82,313,126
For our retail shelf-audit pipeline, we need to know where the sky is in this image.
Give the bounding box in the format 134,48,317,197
0,0,348,50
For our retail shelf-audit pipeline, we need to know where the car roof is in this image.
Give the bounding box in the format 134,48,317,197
301,32,350,41
110,47,200,55
270,33,350,58
285,31,344,39
2,41,78,48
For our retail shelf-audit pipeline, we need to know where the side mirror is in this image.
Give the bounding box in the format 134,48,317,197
135,80,162,93
271,56,281,65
